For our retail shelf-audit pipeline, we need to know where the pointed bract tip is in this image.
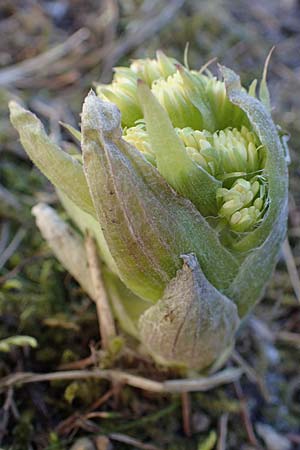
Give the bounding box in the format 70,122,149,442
218,65,241,92
175,63,184,72
8,100,23,115
156,49,164,56
180,253,198,270
82,91,121,136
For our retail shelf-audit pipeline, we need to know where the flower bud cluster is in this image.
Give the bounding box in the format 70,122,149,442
124,122,267,232
97,51,178,127
130,51,178,85
176,126,265,178
9,50,288,371
217,177,267,232
98,52,270,233
151,72,203,129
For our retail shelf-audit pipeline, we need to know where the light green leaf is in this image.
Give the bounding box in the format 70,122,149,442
9,101,95,217
220,66,288,253
178,67,216,132
220,66,288,316
57,190,118,274
0,335,38,352
59,121,81,142
32,202,97,301
258,47,274,111
198,431,217,450
137,81,221,217
103,270,151,339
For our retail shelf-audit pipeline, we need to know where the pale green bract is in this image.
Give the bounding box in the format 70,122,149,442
9,52,288,372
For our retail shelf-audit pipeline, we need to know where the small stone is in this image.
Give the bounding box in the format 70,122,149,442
70,437,96,450
192,411,211,433
94,435,113,450
256,423,291,450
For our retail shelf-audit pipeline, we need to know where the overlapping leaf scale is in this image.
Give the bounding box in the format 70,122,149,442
9,101,95,217
81,92,239,302
221,66,288,316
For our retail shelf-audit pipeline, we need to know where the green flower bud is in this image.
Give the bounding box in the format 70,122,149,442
200,74,248,129
96,51,179,127
97,67,142,127
10,53,288,372
130,50,178,85
217,176,267,232
151,71,203,129
123,123,156,165
123,123,267,232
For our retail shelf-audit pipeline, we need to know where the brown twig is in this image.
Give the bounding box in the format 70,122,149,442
234,381,260,448
84,233,116,349
232,351,269,401
0,251,50,285
59,355,95,370
181,391,191,437
56,388,115,436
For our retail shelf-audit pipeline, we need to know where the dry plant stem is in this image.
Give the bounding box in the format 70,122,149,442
0,28,90,86
234,381,260,448
217,413,229,450
232,350,269,401
84,233,116,349
109,433,162,450
0,388,13,445
276,331,300,347
32,203,96,300
0,221,10,256
282,238,300,303
0,368,243,394
100,0,185,79
0,184,22,219
0,228,26,270
181,391,192,437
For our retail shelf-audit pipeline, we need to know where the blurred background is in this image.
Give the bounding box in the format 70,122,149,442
0,1,300,449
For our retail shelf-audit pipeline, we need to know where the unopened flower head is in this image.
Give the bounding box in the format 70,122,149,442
10,50,288,371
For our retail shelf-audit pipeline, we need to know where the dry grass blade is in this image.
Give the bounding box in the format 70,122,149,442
276,331,300,347
0,388,13,445
32,203,97,299
109,433,162,450
100,0,185,79
181,391,191,436
163,368,243,392
282,238,300,304
0,28,90,86
217,413,228,450
0,184,22,220
85,233,116,349
234,381,260,448
0,228,26,270
0,367,243,394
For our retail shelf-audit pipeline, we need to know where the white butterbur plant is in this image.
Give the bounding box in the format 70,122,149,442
9,51,288,372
